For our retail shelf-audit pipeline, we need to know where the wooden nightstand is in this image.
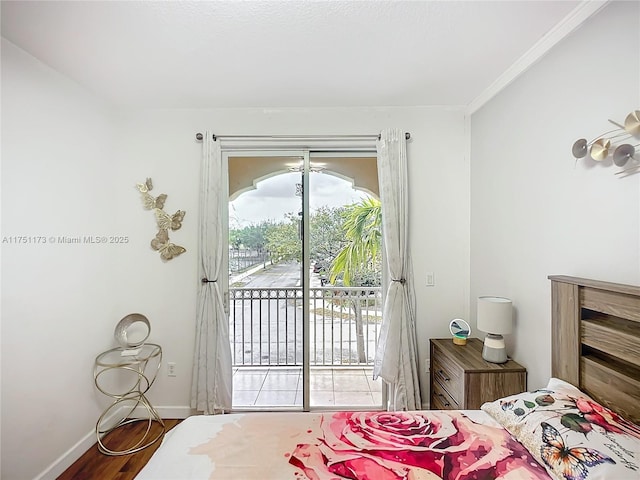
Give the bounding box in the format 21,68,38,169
430,338,526,410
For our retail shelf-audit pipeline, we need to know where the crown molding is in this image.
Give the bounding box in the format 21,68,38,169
467,0,610,115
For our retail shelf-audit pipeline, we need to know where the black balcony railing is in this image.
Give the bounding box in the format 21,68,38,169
230,287,382,367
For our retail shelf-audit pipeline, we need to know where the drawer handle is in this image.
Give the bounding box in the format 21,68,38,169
437,393,450,407
436,369,450,382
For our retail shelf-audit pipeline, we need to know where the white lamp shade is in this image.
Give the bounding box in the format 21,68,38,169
477,296,512,335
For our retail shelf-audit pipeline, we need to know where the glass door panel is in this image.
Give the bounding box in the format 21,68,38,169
308,153,383,410
227,152,304,410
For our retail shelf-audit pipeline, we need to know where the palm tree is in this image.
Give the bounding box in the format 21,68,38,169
329,197,382,363
329,197,381,286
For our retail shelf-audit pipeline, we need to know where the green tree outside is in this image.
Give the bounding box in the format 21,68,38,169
309,205,349,263
229,221,271,252
264,213,301,262
231,205,352,266
328,197,382,363
329,197,382,287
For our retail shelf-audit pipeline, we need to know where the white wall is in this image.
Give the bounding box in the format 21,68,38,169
470,0,640,391
0,39,121,479
1,39,469,479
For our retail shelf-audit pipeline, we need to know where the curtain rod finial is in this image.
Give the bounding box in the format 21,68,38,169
377,132,411,140
195,133,218,141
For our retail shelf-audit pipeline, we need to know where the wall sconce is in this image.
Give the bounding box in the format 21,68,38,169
572,109,640,177
477,296,513,364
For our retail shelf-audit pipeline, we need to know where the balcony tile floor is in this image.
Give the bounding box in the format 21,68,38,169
232,367,383,409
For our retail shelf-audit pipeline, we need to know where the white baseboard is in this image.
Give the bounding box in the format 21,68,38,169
33,405,193,480
33,428,98,480
148,405,195,419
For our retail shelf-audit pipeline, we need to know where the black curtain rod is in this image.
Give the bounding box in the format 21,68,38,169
195,132,411,141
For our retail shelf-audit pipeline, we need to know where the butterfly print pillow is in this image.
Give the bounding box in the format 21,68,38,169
481,378,640,480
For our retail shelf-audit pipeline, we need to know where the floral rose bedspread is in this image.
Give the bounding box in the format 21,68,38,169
135,410,551,480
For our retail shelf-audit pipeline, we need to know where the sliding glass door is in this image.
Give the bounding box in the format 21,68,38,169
226,149,383,411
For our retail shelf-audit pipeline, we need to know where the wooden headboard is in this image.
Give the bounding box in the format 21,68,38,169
549,275,640,423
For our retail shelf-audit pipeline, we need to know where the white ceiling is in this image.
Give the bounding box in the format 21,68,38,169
1,0,598,110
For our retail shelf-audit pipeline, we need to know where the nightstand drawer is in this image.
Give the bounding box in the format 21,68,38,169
431,354,462,402
430,338,527,410
431,378,460,410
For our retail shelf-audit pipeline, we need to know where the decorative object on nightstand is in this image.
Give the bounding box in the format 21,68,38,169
449,318,471,345
477,296,512,364
430,338,526,410
114,313,150,353
94,314,165,455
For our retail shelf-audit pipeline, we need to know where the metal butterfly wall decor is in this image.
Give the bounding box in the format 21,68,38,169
136,178,186,261
136,178,168,210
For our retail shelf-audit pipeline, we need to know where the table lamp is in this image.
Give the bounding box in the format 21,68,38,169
477,296,512,363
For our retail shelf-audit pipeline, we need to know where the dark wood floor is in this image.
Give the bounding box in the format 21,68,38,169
57,419,182,480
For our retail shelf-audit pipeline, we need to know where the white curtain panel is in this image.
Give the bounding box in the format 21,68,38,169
190,133,233,414
373,128,422,411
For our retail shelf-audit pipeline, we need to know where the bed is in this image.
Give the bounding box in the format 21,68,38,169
135,275,640,480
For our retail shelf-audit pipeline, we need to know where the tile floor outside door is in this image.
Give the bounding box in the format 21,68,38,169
232,367,382,409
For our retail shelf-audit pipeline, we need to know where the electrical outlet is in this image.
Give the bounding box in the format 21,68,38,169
167,362,177,377
426,272,435,286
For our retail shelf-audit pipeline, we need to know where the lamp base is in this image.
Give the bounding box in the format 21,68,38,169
482,334,507,363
